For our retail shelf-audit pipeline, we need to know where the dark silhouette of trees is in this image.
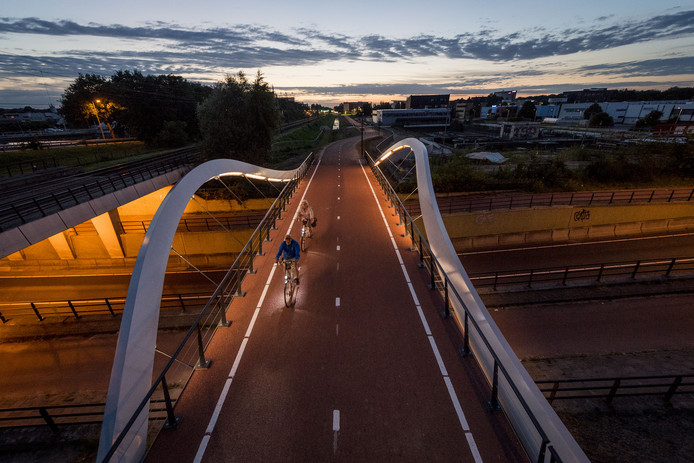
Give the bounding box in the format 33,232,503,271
59,71,211,146
517,101,537,120
583,103,603,120
197,71,279,165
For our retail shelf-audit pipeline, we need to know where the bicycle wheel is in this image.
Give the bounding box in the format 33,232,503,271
284,280,294,307
300,232,307,251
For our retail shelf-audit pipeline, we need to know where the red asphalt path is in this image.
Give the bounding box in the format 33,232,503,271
145,136,527,462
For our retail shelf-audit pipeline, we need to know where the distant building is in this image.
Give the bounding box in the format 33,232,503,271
493,90,517,102
373,108,450,128
341,102,369,113
406,94,449,109
563,88,608,103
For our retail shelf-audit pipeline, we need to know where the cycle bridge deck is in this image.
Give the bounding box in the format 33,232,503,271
144,137,528,462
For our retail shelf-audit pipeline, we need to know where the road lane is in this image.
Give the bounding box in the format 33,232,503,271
145,138,526,462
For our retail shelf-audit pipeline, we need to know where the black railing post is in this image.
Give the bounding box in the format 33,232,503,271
548,382,559,404
105,298,116,317
31,302,45,321
606,379,620,406
39,407,60,434
666,258,676,277
195,324,211,369
462,311,471,356
217,295,231,327
418,236,424,267
488,361,501,410
248,242,256,274
443,279,450,318
537,439,548,463
429,257,435,290
597,263,605,282
631,260,641,279
178,294,186,312
161,376,181,429
67,300,81,319
562,267,569,286
664,376,682,404
648,190,655,202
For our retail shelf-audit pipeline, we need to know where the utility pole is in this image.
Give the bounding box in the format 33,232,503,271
360,111,364,158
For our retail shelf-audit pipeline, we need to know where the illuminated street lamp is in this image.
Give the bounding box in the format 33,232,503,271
92,99,106,139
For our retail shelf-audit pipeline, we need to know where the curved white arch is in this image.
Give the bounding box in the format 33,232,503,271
97,159,302,462
375,138,589,462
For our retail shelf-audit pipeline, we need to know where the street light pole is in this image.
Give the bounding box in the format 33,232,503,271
360,112,364,158
92,100,106,139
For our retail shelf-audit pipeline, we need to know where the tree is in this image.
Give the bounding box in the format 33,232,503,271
517,101,537,120
197,71,279,164
60,71,210,145
588,112,614,127
59,74,109,129
584,103,603,120
635,110,664,129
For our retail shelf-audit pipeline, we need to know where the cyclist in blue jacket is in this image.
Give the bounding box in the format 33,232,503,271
275,234,301,284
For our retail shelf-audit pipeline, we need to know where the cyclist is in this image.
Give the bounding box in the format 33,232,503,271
297,199,316,237
275,234,301,284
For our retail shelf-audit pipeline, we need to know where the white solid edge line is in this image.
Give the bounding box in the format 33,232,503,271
359,162,479,458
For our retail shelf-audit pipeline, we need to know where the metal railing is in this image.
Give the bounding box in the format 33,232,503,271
0,399,178,433
0,292,214,324
368,152,566,463
537,374,694,406
0,147,199,232
471,256,694,290
403,188,694,216
99,152,314,462
119,212,267,234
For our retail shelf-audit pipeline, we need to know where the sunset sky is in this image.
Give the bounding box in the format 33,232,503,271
1,0,693,108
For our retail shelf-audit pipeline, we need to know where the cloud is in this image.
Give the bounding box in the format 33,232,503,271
0,10,693,106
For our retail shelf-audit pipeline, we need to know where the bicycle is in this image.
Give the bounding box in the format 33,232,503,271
300,219,312,251
281,258,298,307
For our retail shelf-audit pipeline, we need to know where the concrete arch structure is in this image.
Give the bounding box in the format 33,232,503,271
375,138,589,462
97,159,302,462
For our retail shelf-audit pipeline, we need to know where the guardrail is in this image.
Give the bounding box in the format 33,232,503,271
471,256,694,290
99,152,314,462
119,212,267,234
0,147,199,232
0,292,214,324
0,399,174,433
368,151,568,463
537,374,694,406
403,188,694,216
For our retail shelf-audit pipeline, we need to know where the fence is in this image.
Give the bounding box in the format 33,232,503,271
0,399,177,434
0,292,215,324
536,374,694,406
404,188,694,216
471,256,694,290
0,147,199,232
